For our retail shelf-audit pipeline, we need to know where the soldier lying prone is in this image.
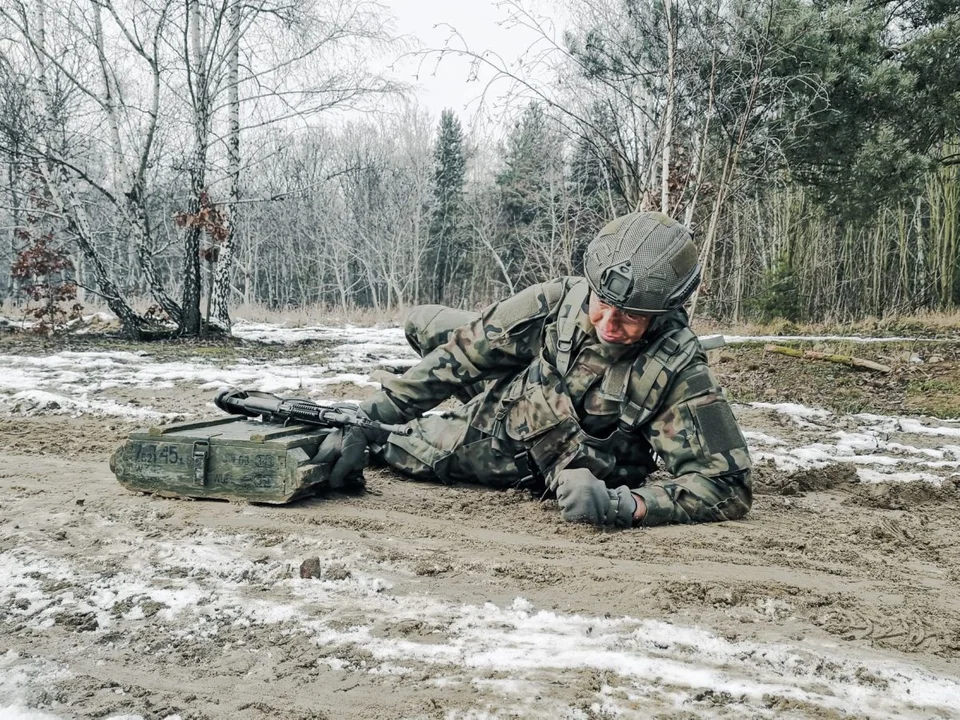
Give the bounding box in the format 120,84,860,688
318,212,753,528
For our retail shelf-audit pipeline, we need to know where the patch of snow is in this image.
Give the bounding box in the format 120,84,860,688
725,334,925,344
1,389,170,420
0,651,71,720
740,403,960,484
749,402,833,420
856,469,944,485
854,415,960,440
0,707,64,720
230,321,408,348
743,431,787,446
0,322,420,419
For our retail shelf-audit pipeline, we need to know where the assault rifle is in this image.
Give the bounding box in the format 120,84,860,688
214,388,413,437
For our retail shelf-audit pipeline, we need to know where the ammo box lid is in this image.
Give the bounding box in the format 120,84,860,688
134,416,326,447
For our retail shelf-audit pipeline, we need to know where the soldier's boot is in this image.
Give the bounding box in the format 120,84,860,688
404,304,485,404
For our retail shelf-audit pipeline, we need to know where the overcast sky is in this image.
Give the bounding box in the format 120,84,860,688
382,0,562,122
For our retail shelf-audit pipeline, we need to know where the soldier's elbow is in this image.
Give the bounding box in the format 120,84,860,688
718,467,752,520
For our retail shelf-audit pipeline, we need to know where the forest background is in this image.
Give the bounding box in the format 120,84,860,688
0,0,958,338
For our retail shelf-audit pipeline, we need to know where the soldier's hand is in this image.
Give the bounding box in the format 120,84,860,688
555,468,637,528
313,427,370,489
312,394,407,490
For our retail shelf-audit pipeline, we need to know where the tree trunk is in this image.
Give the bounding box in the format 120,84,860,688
212,0,241,330
661,0,675,215
181,0,207,336
38,163,144,338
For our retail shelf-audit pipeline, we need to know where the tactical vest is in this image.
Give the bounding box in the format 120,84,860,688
488,279,703,479
554,281,702,429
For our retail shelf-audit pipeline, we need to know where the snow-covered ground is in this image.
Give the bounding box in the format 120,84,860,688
745,403,960,484
1,320,957,485
2,527,959,719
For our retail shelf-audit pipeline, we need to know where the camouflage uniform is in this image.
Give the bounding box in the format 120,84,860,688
372,276,752,527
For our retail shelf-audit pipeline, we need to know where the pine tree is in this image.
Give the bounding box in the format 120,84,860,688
568,128,622,272
742,0,960,221
497,103,553,228
427,109,467,303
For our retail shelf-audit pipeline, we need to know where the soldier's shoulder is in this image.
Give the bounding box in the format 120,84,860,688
486,279,565,337
542,276,585,300
507,277,581,311
627,319,716,404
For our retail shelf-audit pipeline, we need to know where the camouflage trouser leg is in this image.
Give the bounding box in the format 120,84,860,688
404,305,480,357
392,306,522,486
403,305,487,404
381,398,525,489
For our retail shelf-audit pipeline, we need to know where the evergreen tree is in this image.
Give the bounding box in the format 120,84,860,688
753,0,960,219
497,103,555,228
567,124,624,272
427,109,467,303
493,103,569,286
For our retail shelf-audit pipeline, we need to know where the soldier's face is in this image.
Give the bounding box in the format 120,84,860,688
588,293,653,344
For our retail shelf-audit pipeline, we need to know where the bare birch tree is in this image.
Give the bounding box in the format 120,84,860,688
0,0,402,335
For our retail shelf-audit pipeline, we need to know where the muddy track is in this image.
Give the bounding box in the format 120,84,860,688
3,335,960,718
3,406,960,719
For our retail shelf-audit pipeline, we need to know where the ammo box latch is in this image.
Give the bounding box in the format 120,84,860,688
193,440,209,485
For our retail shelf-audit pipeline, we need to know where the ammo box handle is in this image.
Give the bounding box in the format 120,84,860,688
193,440,209,485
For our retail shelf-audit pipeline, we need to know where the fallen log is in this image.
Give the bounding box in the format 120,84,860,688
763,344,892,373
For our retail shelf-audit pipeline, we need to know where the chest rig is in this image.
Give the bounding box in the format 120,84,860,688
483,280,703,484
553,281,701,431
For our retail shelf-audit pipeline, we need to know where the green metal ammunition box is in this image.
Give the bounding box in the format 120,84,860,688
110,416,332,503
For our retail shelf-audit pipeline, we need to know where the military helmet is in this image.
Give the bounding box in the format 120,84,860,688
583,211,701,314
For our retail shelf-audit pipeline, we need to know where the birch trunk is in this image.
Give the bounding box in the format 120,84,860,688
29,0,144,335
212,0,241,329
181,0,207,335
94,0,182,323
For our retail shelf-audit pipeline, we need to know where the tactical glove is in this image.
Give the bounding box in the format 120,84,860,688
313,393,406,489
314,425,371,489
555,468,637,528
542,434,618,494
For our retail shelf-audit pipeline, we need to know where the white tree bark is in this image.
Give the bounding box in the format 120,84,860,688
661,0,675,216
212,0,242,329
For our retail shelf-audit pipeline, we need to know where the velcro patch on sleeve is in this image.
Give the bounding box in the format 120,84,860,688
693,401,745,455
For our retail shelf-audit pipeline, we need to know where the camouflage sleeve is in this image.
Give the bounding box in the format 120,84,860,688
378,279,570,419
633,362,753,526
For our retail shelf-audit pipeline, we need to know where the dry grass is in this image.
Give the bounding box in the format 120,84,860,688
4,296,959,335
230,302,407,327
1,298,407,328
694,310,960,339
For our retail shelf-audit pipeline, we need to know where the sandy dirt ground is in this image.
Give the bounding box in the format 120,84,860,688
2,337,960,719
